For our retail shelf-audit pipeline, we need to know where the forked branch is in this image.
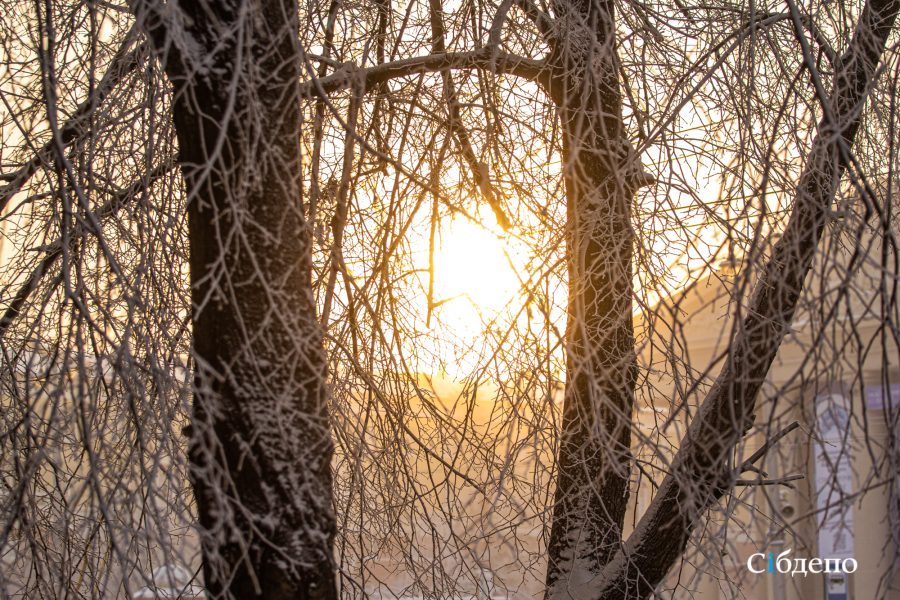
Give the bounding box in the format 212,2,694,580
592,1,900,598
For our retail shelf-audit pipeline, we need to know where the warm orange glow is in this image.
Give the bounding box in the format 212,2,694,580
430,215,525,337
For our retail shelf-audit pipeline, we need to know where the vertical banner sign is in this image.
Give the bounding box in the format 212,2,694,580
825,573,849,600
814,393,855,561
864,383,900,565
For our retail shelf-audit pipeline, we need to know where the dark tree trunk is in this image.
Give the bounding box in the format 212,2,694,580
543,0,646,596
144,0,339,597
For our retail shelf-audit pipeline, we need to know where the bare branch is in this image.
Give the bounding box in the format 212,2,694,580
0,162,174,338
0,30,140,216
299,49,548,98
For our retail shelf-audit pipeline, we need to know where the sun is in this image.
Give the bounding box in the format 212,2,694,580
429,215,524,336
405,210,536,379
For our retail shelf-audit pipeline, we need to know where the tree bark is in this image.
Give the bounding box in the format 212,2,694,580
543,0,646,596
590,1,900,598
139,0,339,597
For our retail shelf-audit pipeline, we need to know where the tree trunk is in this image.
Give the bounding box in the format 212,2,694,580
147,0,338,597
543,0,645,596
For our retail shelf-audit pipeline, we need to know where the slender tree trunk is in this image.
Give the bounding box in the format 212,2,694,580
149,0,338,597
543,0,646,596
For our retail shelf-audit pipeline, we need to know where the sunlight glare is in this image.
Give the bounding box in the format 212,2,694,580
430,216,523,335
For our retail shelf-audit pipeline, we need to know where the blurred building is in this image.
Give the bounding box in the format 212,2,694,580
641,257,900,600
